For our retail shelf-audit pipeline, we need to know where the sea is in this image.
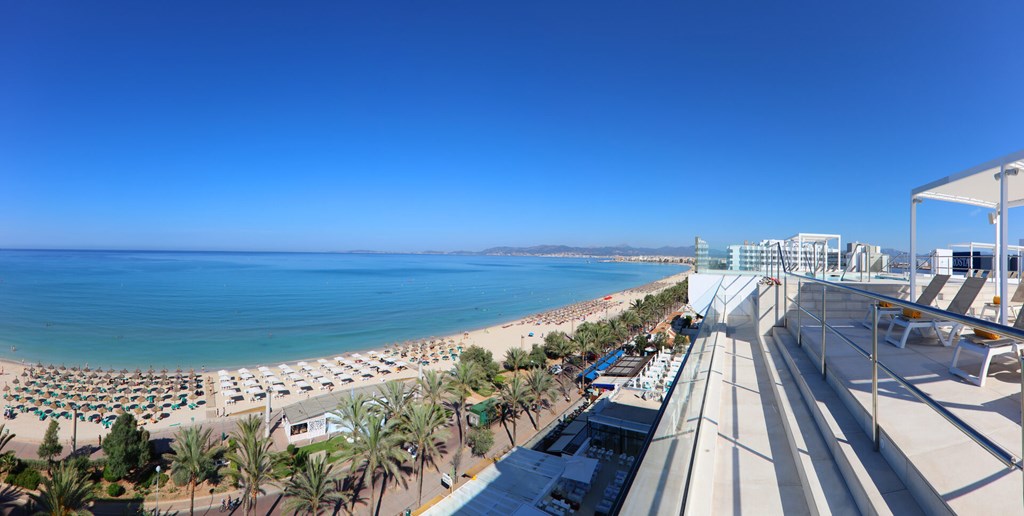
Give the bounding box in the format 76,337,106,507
0,250,686,369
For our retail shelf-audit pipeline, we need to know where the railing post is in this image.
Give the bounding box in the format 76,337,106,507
872,303,880,451
797,278,803,347
821,284,827,379
784,274,788,330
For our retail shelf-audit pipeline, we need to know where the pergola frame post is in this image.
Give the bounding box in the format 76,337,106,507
910,197,919,301
999,165,1019,324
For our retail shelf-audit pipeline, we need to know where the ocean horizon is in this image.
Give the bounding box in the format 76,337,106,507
0,250,685,369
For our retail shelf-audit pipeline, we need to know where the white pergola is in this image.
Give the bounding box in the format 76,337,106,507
911,149,1024,323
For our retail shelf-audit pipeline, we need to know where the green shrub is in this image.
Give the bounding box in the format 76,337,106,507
9,467,41,490
467,427,494,457
103,466,120,482
106,483,125,497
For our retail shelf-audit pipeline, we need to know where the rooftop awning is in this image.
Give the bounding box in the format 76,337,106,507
913,149,1024,208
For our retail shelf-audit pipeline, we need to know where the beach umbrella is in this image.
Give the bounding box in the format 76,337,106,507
19,371,27,378
11,379,18,385
59,365,66,371
70,366,79,372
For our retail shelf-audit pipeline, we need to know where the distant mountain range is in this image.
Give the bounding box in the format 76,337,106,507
347,244,729,258
475,245,701,257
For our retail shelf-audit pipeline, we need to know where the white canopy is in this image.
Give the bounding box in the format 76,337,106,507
245,387,264,394
219,381,234,389
911,149,1024,323
271,385,288,392
295,380,312,390
561,456,599,485
316,377,333,385
359,369,374,377
914,149,1024,208
243,379,260,387
217,369,230,376
337,374,353,382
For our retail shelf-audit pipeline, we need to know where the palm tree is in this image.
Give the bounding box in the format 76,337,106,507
620,310,642,338
166,425,222,515
338,415,409,516
607,319,627,345
30,461,95,515
400,403,451,506
0,424,14,454
234,414,263,444
498,376,531,445
544,332,574,364
447,361,481,445
283,455,341,515
228,418,274,516
503,348,529,372
376,381,412,422
573,328,599,372
331,392,373,440
523,369,558,429
417,370,450,409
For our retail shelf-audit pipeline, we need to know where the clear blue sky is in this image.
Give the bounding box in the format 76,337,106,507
2,1,1022,252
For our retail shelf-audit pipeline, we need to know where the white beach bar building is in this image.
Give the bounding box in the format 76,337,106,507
280,391,355,444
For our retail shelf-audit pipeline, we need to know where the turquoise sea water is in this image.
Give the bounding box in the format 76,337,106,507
0,251,685,368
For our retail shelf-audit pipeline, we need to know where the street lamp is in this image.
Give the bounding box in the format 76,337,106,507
155,465,161,515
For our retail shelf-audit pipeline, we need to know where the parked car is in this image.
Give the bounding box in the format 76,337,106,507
549,364,563,375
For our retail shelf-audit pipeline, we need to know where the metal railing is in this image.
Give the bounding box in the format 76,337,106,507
772,242,1024,473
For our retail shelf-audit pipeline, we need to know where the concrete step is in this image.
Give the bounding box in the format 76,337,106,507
758,331,859,515
771,328,924,516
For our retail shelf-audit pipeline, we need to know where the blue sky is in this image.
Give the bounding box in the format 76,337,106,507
1,1,1022,252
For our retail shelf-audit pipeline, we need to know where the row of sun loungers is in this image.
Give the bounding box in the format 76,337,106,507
217,355,410,402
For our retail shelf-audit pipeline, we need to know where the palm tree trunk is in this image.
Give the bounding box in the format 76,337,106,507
189,478,196,516
369,472,376,516
417,454,425,506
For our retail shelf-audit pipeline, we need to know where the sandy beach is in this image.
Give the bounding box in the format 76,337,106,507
0,267,691,445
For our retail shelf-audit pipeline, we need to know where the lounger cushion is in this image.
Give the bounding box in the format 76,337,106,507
973,328,1001,340
902,308,922,319
879,302,894,308
993,296,1001,305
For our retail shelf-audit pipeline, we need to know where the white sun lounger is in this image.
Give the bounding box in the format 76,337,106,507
950,310,1024,386
885,277,986,349
862,274,949,328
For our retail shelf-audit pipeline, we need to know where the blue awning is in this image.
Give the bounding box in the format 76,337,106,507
584,371,600,381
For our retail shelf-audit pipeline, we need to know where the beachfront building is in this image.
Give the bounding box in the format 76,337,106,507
761,233,842,273
704,233,843,275
280,391,354,444
726,242,762,271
